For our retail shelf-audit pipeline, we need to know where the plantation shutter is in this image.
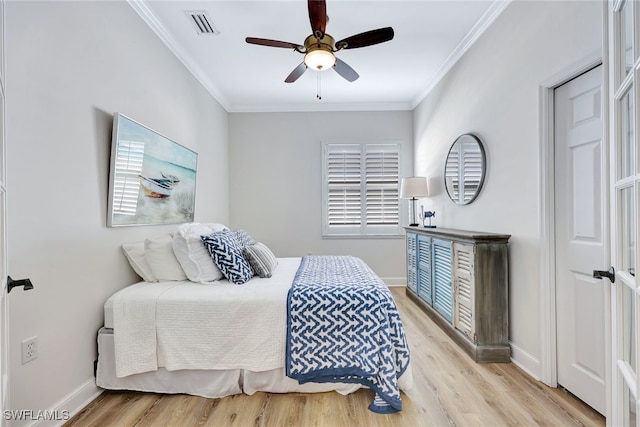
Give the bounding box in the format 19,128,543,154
323,143,401,236
445,140,483,204
365,147,399,228
326,146,362,230
444,147,460,202
461,141,483,203
112,139,144,215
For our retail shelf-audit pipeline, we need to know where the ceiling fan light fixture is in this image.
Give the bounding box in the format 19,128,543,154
245,0,394,85
304,49,336,71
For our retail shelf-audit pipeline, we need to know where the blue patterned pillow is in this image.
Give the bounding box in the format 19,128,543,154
201,231,253,285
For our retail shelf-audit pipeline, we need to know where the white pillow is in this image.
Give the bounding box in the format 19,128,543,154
121,241,158,282
172,222,228,283
144,235,188,281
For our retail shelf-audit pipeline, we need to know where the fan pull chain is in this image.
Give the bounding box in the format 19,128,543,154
316,71,322,100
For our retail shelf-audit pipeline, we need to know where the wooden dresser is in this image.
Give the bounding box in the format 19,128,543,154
404,227,511,363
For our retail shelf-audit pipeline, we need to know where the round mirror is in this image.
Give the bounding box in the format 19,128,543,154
444,133,486,205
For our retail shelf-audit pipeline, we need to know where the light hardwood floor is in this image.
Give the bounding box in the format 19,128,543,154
65,288,605,426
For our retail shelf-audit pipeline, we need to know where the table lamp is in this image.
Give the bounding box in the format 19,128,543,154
400,177,429,226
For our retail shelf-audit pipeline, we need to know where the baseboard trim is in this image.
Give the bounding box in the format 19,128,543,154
32,380,101,427
382,277,406,287
510,342,542,382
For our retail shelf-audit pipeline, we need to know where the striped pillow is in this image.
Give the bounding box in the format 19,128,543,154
243,242,278,278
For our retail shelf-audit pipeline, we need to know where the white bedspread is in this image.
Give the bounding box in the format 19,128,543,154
110,257,301,378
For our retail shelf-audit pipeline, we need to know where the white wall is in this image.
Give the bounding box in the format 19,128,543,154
228,111,413,284
413,0,602,376
3,0,601,419
6,1,228,422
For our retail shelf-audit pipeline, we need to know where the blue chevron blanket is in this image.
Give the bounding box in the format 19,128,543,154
286,256,410,414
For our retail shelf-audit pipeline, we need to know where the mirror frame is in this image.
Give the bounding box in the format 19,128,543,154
444,133,486,205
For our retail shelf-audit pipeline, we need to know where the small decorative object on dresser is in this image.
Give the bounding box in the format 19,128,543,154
422,209,436,228
405,226,510,363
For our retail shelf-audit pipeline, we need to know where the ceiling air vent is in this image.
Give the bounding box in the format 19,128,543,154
185,10,220,35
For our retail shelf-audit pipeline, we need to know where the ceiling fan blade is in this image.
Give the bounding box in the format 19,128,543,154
336,27,395,50
246,37,303,50
333,58,359,82
285,63,307,83
308,0,327,39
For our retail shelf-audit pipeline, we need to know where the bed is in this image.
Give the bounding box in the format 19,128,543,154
96,225,412,414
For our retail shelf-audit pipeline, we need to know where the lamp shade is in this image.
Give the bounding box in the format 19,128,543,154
400,177,429,199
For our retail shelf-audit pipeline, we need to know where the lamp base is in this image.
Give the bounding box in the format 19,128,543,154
423,225,437,228
409,223,419,227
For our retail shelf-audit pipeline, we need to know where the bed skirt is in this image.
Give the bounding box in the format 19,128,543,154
96,327,372,398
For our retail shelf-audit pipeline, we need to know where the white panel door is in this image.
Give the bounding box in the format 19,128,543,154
555,64,606,415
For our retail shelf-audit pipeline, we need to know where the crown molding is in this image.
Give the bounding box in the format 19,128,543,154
129,0,508,114
228,101,413,113
410,0,512,109
126,0,231,111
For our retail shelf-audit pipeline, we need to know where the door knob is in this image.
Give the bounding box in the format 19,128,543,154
593,267,615,283
7,276,34,293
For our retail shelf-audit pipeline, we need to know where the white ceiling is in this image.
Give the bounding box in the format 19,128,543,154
131,0,510,112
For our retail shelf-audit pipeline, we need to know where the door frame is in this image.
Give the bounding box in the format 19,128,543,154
538,48,610,417
0,0,7,418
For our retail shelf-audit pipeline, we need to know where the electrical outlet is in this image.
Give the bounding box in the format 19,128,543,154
21,337,38,364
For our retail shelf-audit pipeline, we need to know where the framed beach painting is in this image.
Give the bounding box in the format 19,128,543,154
107,113,197,227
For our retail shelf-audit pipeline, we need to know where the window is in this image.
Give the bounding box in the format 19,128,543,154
322,143,401,237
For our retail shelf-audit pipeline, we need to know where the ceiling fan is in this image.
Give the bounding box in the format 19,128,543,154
245,0,394,84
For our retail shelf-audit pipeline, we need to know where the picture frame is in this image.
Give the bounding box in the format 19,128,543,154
107,113,197,227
